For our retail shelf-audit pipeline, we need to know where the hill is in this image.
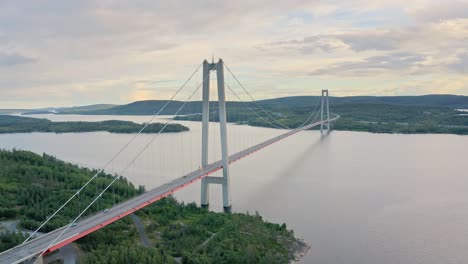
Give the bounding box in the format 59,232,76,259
71,100,188,115
0,109,33,115
331,103,468,134
56,103,117,113
257,94,468,108
54,94,468,116
174,102,468,134
21,104,117,115
67,100,247,116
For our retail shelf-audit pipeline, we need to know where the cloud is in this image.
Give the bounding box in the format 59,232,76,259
1,0,468,107
258,29,408,54
449,53,468,73
409,1,468,22
309,52,427,76
337,30,404,51
257,16,468,79
0,51,35,67
258,36,349,54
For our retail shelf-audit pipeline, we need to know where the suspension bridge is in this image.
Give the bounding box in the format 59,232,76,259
0,59,338,264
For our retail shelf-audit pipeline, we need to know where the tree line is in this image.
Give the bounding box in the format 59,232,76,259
0,115,189,134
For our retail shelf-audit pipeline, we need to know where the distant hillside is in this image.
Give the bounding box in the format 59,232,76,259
57,104,117,113
258,94,468,109
8,94,468,117
70,100,185,115
21,110,56,115
58,94,468,116
0,109,32,115
21,104,117,115
66,100,246,115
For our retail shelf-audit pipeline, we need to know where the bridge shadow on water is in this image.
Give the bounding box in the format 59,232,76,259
240,132,332,207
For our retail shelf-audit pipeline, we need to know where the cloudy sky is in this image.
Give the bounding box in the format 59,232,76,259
1,0,468,108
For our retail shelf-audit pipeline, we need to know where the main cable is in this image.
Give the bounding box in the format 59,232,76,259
295,96,322,129
225,82,286,129
39,80,204,258
38,61,219,257
224,63,290,129
23,63,202,244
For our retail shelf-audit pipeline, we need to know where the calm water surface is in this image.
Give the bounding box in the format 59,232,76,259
1,114,468,264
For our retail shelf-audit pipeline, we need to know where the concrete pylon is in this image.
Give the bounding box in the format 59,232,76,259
25,255,43,264
320,89,330,134
200,59,232,210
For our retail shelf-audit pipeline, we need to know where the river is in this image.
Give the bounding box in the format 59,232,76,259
1,114,468,264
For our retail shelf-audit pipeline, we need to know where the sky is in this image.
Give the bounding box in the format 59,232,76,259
1,0,468,108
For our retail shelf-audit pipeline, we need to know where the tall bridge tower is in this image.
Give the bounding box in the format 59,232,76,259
200,59,232,210
321,89,330,134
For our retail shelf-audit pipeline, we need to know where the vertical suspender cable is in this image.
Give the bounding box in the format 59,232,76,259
23,63,202,244
37,61,219,257
39,80,204,258
224,63,290,129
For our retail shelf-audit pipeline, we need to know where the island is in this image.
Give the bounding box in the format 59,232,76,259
0,149,309,263
0,115,189,134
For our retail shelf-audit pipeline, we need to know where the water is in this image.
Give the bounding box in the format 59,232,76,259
1,114,468,264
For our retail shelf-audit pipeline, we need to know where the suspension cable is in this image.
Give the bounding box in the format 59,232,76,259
39,80,204,257
296,96,322,129
38,61,219,257
224,63,290,129
225,82,286,129
23,63,202,244
226,61,324,131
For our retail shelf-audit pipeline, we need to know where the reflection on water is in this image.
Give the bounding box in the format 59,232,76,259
1,114,468,264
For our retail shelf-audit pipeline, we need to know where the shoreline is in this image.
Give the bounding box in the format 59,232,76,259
289,239,311,264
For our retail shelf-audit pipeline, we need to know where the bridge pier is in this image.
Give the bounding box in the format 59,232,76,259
25,255,43,264
200,59,232,210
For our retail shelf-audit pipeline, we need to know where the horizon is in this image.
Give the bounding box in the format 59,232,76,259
1,1,468,108
2,93,468,110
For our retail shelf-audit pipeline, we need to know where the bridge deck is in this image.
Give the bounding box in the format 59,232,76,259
0,116,338,264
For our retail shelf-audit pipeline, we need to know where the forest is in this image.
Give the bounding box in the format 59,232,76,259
79,197,302,264
175,103,468,135
329,103,468,134
0,149,142,231
0,115,189,134
0,149,304,263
